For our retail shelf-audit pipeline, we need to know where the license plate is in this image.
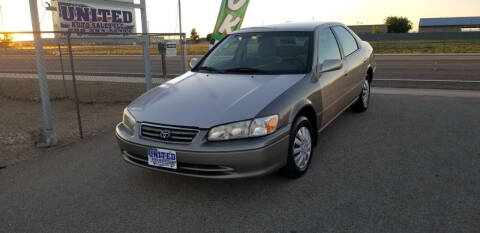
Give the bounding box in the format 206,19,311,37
147,148,177,169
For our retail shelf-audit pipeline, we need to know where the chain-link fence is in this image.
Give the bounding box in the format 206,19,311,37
0,31,189,97
0,31,195,155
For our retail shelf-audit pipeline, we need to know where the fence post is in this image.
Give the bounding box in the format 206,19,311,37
29,0,56,147
58,43,67,97
182,34,187,72
66,33,83,139
159,42,167,78
140,0,152,90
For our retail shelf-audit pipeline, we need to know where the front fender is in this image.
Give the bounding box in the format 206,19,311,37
288,99,315,125
256,73,321,132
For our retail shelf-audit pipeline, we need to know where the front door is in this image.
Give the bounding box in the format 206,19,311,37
315,28,348,126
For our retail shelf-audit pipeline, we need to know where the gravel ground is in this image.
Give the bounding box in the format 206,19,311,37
0,96,125,167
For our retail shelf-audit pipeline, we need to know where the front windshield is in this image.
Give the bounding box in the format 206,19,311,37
194,31,313,74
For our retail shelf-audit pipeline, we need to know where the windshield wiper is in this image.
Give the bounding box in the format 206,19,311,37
197,66,224,73
225,67,272,74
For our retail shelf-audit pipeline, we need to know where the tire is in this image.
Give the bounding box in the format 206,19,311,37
280,116,314,178
352,77,371,112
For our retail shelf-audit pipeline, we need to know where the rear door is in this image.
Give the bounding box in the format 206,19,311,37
332,26,364,103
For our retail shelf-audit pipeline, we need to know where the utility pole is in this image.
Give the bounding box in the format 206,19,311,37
140,0,152,90
178,0,183,42
29,0,57,147
178,0,187,72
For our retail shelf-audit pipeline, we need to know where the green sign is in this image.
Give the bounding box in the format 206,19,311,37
212,0,250,41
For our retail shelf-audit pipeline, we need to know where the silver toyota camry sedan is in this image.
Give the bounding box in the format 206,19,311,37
116,22,375,179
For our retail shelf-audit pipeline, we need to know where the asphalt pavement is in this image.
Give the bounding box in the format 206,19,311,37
374,54,480,90
375,54,480,81
1,89,479,233
0,54,189,77
1,54,479,90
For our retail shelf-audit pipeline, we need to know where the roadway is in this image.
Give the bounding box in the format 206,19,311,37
374,54,480,90
1,89,479,232
0,54,479,87
0,54,188,77
375,54,480,81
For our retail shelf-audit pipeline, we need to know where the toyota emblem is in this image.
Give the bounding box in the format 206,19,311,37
159,130,171,139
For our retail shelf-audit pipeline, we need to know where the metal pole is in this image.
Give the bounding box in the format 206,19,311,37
29,0,56,147
66,33,83,139
160,43,167,78
140,0,152,90
178,0,187,72
58,43,67,97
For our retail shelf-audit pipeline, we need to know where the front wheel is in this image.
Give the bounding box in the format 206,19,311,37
280,116,314,178
352,79,370,112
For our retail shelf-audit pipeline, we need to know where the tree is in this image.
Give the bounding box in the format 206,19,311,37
206,33,213,42
385,16,413,33
0,33,13,49
190,28,200,43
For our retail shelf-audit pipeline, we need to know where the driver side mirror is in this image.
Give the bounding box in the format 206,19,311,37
189,57,200,69
316,59,343,76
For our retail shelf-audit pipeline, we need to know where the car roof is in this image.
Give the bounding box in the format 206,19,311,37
232,22,343,33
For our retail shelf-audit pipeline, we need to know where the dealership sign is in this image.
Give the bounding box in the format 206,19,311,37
212,0,250,41
52,0,136,36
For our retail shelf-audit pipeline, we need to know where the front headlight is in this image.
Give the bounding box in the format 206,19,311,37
249,115,278,137
208,120,251,141
122,108,136,131
207,115,278,141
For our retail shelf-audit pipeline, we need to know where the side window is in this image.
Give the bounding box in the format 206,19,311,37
332,26,358,56
317,28,341,65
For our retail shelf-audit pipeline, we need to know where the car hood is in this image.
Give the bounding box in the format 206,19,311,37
128,72,305,129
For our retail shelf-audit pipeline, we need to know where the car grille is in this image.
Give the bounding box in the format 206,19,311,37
141,123,199,143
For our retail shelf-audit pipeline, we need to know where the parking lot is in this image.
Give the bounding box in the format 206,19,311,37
1,88,479,232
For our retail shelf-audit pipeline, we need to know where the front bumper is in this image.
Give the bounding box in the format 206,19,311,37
116,123,290,179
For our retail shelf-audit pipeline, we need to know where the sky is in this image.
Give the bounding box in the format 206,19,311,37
0,0,479,40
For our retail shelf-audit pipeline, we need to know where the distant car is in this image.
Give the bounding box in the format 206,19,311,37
116,22,376,179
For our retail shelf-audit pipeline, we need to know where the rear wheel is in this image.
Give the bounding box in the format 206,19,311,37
352,78,370,112
280,116,314,178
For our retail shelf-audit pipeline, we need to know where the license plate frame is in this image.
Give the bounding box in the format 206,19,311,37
147,148,177,169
